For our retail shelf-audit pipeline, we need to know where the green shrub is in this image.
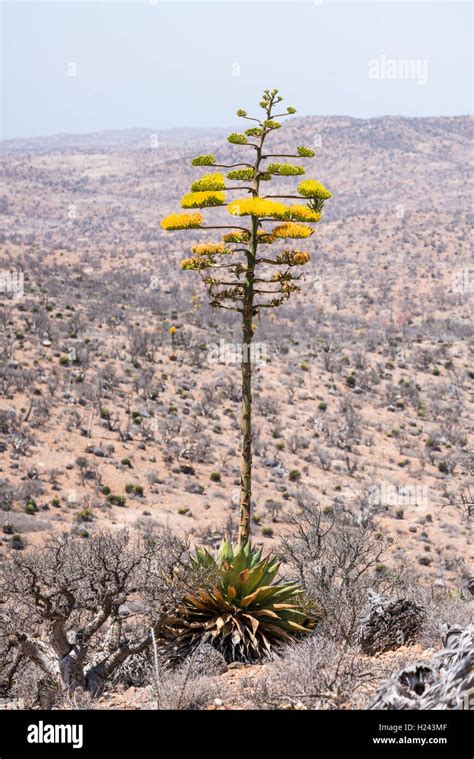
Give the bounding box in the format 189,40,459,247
107,494,127,507
24,500,38,515
125,484,144,496
76,508,93,523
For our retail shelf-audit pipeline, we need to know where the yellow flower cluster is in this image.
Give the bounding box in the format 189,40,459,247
271,223,314,239
256,231,276,244
297,146,316,158
276,249,311,265
161,213,203,231
222,229,276,245
180,256,211,270
227,168,254,181
192,242,231,256
297,180,332,199
223,230,251,243
191,173,225,192
227,197,287,218
268,206,320,222
266,162,305,176
181,191,226,209
283,205,321,223
191,154,215,167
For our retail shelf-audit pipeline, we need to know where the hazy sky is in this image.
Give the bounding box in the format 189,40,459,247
1,0,472,139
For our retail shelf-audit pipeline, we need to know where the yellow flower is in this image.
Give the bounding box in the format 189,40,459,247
169,326,177,335
161,213,203,231
276,249,311,265
223,230,251,243
191,173,225,192
192,242,231,256
271,223,314,239
180,256,211,270
266,163,305,176
227,168,254,181
222,229,275,245
285,205,321,222
192,154,215,166
256,230,276,244
297,146,315,158
272,221,314,238
271,205,321,222
297,180,332,199
227,197,288,218
181,191,225,209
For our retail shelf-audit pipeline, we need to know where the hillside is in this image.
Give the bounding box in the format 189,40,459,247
0,114,472,585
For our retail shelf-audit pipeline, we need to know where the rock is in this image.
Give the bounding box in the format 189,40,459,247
359,597,424,655
370,625,474,710
418,556,432,566
85,446,105,457
179,464,195,476
185,483,204,495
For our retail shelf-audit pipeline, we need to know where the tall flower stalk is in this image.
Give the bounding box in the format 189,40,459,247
161,88,332,547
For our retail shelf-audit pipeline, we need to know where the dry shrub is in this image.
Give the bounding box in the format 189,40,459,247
244,636,398,710
151,666,217,710
279,500,400,643
403,587,473,649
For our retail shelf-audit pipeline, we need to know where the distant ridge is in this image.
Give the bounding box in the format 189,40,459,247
0,126,234,154
1,115,470,155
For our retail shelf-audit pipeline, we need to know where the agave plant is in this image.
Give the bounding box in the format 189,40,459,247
161,541,322,663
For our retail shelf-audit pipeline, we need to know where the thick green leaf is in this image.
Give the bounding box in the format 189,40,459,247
216,541,234,565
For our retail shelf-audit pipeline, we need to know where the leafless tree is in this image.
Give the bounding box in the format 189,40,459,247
0,529,188,701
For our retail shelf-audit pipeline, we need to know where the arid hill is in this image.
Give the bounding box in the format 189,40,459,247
0,115,472,589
